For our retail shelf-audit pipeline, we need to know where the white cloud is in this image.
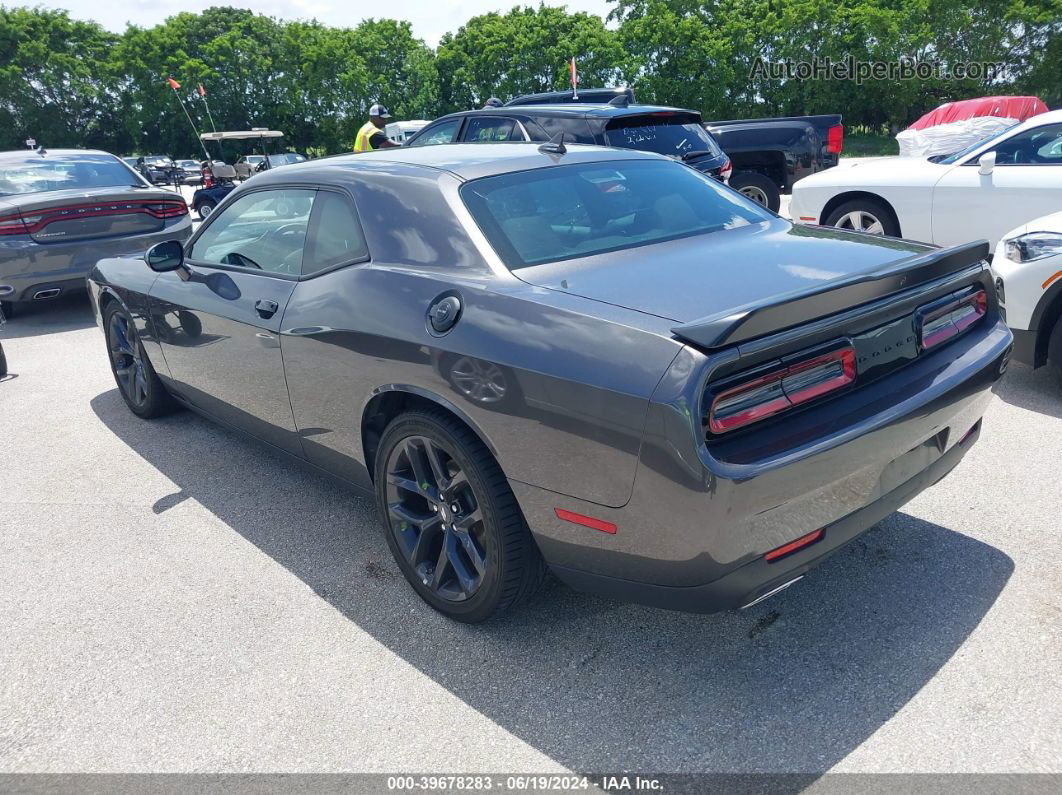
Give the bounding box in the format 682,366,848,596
25,0,614,47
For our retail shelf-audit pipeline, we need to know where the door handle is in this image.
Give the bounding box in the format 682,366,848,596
255,299,279,319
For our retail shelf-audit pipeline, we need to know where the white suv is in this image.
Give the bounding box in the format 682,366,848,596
993,210,1062,380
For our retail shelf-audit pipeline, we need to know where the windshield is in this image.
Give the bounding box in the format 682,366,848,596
932,122,1020,164
461,159,770,269
0,154,143,196
267,153,306,165
246,155,265,163
144,156,172,165
178,160,199,168
605,116,721,159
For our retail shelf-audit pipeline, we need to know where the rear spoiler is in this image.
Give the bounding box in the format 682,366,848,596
671,240,990,350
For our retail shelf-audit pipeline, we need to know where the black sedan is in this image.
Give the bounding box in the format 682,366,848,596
88,143,1011,622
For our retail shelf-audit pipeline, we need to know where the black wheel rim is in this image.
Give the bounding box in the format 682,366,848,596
385,435,487,602
108,312,149,408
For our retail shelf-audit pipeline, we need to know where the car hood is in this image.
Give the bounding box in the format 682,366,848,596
514,218,934,323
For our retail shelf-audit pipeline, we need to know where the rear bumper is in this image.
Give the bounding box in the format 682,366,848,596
549,419,979,612
0,217,191,304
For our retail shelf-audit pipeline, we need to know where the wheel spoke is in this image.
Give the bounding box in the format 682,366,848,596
409,518,443,566
405,439,437,497
866,219,884,234
458,532,487,576
454,506,481,532
431,538,453,590
422,440,451,492
442,470,469,501
388,501,436,529
386,471,422,496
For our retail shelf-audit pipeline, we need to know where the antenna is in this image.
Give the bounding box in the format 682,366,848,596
538,132,567,155
608,94,631,108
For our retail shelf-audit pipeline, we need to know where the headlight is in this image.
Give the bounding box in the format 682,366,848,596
1004,232,1062,263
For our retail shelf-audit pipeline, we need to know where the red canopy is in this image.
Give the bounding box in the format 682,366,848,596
908,96,1048,130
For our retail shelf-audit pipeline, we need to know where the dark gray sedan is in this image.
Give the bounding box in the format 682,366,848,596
88,143,1011,622
0,149,192,316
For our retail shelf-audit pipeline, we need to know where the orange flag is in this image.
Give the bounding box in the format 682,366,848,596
167,77,181,90
197,83,206,97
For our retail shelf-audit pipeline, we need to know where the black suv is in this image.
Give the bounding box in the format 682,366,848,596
404,101,732,183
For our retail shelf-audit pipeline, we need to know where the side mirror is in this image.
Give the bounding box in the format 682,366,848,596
145,240,185,272
978,151,996,176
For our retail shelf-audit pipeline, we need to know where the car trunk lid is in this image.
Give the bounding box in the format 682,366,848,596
514,219,985,339
15,187,186,244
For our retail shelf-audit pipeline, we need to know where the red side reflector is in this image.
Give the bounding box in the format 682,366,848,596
798,216,817,221
765,528,824,562
554,508,617,535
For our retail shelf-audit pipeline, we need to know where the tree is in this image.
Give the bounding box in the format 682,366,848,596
436,5,629,112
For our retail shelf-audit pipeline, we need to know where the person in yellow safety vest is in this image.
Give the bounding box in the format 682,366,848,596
353,103,400,152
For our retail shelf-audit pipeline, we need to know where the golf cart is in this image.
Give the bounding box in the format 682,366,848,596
192,129,286,219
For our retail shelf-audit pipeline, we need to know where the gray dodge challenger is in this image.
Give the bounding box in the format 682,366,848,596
88,143,1012,622
0,149,192,315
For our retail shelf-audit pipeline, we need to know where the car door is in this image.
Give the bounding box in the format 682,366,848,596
149,187,315,455
932,122,1062,247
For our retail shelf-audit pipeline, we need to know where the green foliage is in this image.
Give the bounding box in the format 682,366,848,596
0,2,1058,156
436,5,629,112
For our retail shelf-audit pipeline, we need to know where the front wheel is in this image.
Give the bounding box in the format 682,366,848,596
1047,317,1062,383
104,304,176,418
729,171,781,213
374,409,547,622
824,198,900,237
195,199,217,219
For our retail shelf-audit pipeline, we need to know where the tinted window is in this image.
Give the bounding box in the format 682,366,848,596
303,191,369,275
533,115,595,144
464,116,525,142
189,189,314,276
0,154,143,196
605,116,720,159
409,119,461,146
462,160,770,269
990,123,1062,165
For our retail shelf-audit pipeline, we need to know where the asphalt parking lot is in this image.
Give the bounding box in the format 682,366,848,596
1,211,1060,778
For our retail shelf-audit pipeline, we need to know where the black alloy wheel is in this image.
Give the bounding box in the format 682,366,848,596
375,410,546,622
104,305,175,418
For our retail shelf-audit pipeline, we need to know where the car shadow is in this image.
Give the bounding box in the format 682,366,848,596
1,293,95,339
994,362,1062,420
90,390,1013,775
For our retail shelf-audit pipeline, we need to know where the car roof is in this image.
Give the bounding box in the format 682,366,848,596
0,148,119,162
250,142,665,183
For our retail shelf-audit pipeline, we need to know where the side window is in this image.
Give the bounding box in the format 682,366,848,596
464,116,524,142
409,119,461,147
303,191,369,275
189,188,314,276
533,115,597,144
990,123,1062,165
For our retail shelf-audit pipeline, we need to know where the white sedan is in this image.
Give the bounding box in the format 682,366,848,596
993,210,1062,379
790,109,1062,249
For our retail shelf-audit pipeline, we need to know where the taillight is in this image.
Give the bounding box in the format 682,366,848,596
719,157,733,182
707,341,856,434
827,124,844,154
0,210,29,236
915,287,987,351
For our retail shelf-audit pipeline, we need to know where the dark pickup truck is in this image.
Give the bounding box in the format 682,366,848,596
705,115,844,211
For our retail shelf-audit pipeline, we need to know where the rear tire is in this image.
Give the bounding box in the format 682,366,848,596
0,342,7,378
729,171,781,213
103,304,176,419
1,301,14,319
374,408,547,622
824,198,900,237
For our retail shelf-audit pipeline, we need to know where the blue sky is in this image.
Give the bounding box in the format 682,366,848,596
21,1,615,47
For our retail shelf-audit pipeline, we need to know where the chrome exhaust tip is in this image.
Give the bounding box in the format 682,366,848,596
740,576,804,609
33,288,61,300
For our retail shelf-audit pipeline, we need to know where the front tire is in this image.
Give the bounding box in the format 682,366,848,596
104,304,176,419
729,171,781,212
0,341,7,378
824,198,900,237
374,409,546,622
1047,317,1062,383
